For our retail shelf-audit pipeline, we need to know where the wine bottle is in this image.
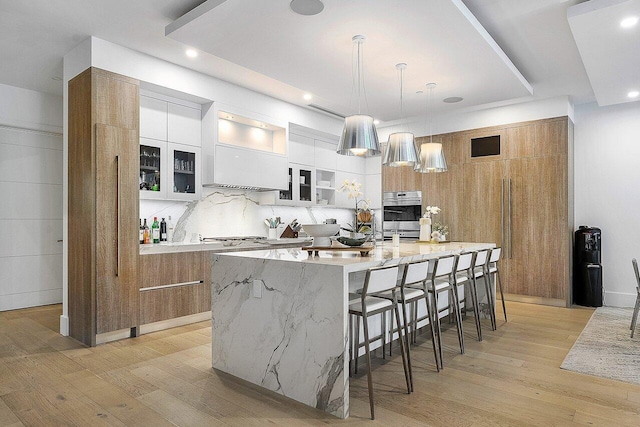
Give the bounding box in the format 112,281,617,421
152,217,160,244
160,218,167,242
167,216,174,242
143,219,150,244
139,219,144,244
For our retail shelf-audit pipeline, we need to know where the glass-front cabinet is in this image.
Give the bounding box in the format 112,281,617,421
168,143,201,200
279,167,293,201
139,138,166,200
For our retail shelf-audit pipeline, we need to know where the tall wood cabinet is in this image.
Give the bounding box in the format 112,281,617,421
386,117,573,306
68,67,140,346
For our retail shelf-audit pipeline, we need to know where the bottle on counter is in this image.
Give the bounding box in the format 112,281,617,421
160,218,167,242
152,217,160,243
143,219,150,244
139,219,144,244
167,216,174,242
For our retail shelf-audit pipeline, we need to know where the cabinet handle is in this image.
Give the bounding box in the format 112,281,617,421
115,154,120,277
500,179,505,250
508,178,513,259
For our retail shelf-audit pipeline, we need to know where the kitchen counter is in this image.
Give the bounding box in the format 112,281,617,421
139,237,312,255
210,241,495,418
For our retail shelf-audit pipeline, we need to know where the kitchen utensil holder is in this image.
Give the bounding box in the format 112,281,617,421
280,225,298,238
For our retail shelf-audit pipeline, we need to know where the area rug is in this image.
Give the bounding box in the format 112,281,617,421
561,307,640,386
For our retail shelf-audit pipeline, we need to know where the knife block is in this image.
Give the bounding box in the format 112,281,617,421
280,225,298,238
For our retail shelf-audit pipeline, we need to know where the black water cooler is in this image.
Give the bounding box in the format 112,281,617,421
573,226,603,307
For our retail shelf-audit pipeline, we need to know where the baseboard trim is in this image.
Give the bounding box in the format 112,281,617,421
59,315,69,336
503,293,567,307
604,291,637,308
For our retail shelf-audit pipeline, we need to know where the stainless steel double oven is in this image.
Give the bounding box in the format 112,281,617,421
382,191,422,240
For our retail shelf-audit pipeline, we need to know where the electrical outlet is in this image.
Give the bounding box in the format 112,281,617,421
253,279,263,298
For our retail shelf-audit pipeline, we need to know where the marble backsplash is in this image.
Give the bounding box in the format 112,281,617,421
140,188,381,243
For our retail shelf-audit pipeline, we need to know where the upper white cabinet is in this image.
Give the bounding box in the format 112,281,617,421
139,91,202,201
337,154,366,175
365,155,382,175
315,140,337,171
140,96,167,141
214,145,288,190
168,103,201,147
289,133,315,166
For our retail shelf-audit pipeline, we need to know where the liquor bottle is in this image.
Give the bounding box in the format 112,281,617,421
143,219,150,244
167,216,174,242
139,219,144,244
160,218,167,242
152,217,160,244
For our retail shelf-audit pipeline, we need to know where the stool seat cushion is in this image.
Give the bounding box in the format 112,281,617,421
376,287,425,301
454,273,469,284
349,296,393,314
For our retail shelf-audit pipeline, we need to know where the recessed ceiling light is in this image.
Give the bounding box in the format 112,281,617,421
51,76,62,81
621,16,638,28
629,91,640,98
290,0,324,16
185,49,198,58
373,119,380,125
443,97,464,103
303,93,312,100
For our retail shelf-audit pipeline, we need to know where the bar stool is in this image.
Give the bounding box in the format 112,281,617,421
487,247,507,323
377,259,441,390
630,259,640,338
408,254,462,368
349,265,411,420
453,251,483,342
472,248,496,330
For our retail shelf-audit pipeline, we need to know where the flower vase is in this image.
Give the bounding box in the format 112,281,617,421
419,217,432,241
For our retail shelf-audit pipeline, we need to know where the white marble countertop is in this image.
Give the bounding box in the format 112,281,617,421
139,237,313,255
215,241,495,273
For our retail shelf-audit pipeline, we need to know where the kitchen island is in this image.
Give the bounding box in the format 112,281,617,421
210,241,495,418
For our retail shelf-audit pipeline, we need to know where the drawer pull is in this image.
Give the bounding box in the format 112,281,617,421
140,280,204,292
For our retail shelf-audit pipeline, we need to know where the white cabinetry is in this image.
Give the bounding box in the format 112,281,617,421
214,145,288,190
139,92,202,201
315,140,337,171
168,103,201,147
289,134,315,166
337,154,366,175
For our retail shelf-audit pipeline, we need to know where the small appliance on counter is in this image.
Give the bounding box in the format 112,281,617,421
573,226,603,307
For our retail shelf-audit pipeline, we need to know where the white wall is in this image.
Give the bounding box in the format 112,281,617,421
0,83,63,311
574,101,640,307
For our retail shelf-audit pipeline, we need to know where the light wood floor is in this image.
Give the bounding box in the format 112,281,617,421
1,302,639,426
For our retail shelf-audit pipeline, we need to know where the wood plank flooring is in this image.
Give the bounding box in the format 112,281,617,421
1,302,639,426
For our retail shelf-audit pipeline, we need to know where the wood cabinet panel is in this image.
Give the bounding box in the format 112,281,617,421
93,70,139,130
535,119,568,157
463,160,506,247
138,252,211,324
401,167,422,192
506,125,535,159
421,163,465,241
382,164,402,192
504,155,569,300
140,283,211,325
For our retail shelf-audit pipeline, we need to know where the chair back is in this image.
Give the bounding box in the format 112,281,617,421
474,249,490,267
434,254,456,277
402,259,430,287
456,252,474,272
363,265,400,295
489,247,502,263
633,259,640,293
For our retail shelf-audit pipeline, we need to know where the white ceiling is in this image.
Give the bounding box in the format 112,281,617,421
0,0,615,123
568,0,640,106
166,0,532,121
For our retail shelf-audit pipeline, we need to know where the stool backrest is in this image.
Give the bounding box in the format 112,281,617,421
489,247,502,263
364,265,400,295
633,259,640,293
474,249,490,267
456,252,474,272
402,259,430,287
434,254,456,277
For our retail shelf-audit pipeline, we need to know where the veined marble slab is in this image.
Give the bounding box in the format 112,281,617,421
139,237,312,255
211,241,494,418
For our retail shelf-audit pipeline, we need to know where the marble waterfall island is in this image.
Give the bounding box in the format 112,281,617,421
210,242,494,418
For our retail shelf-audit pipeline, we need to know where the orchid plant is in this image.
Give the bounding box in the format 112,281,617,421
420,205,440,226
339,179,371,235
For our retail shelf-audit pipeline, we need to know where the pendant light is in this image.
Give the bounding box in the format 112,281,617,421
383,63,418,167
415,83,447,173
337,35,381,157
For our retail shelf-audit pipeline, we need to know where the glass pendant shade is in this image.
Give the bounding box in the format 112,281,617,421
415,142,447,173
337,114,381,156
383,132,418,167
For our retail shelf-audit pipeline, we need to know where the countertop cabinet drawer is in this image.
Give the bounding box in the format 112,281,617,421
140,282,211,325
139,252,208,289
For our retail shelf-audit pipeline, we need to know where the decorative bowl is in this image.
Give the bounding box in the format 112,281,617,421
337,236,367,247
301,224,340,247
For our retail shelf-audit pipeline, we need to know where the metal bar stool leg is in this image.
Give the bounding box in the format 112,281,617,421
392,301,412,395
496,269,508,322
354,315,361,374
431,286,444,368
381,311,386,359
399,298,414,390
470,277,483,341
361,311,375,420
631,293,640,338
423,294,440,371
483,273,497,331
450,286,465,354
